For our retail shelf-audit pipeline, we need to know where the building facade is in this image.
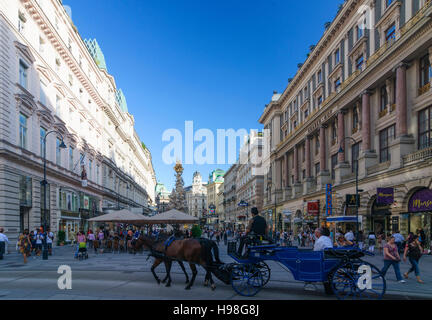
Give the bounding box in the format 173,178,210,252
235,131,265,231
0,0,157,244
155,182,170,213
206,169,224,227
259,0,432,246
223,163,238,229
185,171,207,218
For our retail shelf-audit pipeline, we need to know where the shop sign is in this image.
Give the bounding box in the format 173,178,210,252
346,194,360,208
408,189,432,213
325,184,332,216
307,201,319,215
377,188,394,205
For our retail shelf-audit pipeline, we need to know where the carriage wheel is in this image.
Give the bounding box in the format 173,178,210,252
330,261,386,300
230,264,264,297
254,262,271,286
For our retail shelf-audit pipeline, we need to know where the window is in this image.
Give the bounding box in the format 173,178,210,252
420,54,431,88
386,0,394,8
40,81,46,105
351,143,361,173
353,108,359,131
380,85,388,112
356,55,364,71
357,25,363,40
335,48,340,65
56,138,61,165
304,109,309,119
418,106,432,150
315,136,320,155
39,36,45,53
332,122,337,143
56,96,61,117
89,159,92,181
69,147,74,171
40,127,46,157
318,96,323,107
318,70,322,83
315,163,320,176
379,125,396,163
19,60,28,89
302,169,306,180
19,113,27,149
331,154,338,180
18,11,26,33
385,24,396,42
334,78,341,92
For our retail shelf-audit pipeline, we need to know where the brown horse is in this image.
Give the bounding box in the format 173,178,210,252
134,235,223,290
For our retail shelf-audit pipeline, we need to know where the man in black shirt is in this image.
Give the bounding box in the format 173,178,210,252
237,207,269,257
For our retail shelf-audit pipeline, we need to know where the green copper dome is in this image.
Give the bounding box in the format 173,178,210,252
84,38,107,71
115,89,128,113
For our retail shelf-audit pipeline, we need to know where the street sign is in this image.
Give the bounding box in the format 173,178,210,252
238,200,249,207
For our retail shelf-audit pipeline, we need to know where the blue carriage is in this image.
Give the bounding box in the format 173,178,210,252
226,240,386,299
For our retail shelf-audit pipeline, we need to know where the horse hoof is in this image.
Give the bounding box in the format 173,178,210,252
204,281,208,287
156,279,161,285
185,286,191,290
211,284,216,291
165,283,171,287
161,279,166,284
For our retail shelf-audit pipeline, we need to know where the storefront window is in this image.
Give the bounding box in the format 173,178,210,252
19,176,32,207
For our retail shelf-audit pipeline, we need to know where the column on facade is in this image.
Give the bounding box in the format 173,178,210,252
320,125,327,171
293,145,299,183
305,137,311,178
337,111,345,163
361,90,372,152
283,153,288,187
395,63,408,137
429,47,432,67
388,63,415,170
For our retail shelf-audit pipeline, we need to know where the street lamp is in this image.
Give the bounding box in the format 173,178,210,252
266,180,277,241
41,130,67,260
338,137,363,244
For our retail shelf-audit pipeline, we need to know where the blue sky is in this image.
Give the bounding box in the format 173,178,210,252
64,0,342,191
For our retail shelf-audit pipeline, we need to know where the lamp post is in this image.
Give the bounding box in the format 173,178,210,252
41,130,67,260
266,180,277,241
238,200,249,230
338,137,363,244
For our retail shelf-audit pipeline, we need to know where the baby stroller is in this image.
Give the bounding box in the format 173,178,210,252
76,242,88,261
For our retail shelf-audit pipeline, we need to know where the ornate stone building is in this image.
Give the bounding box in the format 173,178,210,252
185,171,207,218
259,0,432,246
0,0,157,244
206,169,224,227
223,163,238,229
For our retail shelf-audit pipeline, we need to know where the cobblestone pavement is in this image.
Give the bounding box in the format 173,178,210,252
0,240,430,300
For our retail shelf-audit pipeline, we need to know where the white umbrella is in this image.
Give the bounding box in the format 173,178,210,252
88,209,147,222
142,209,198,224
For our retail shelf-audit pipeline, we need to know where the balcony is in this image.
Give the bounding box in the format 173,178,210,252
403,147,432,165
418,83,431,96
379,108,388,118
367,161,390,175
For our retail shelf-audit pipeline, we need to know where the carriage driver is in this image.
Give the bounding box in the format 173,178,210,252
237,207,269,257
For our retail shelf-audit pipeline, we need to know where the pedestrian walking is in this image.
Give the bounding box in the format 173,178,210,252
392,230,405,254
0,227,9,260
35,229,44,256
46,228,54,256
18,229,32,264
403,235,424,283
381,236,405,283
87,230,95,249
358,230,364,250
367,232,376,253
223,230,228,245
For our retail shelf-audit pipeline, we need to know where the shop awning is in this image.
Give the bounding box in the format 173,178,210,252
142,209,199,224
325,216,361,222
